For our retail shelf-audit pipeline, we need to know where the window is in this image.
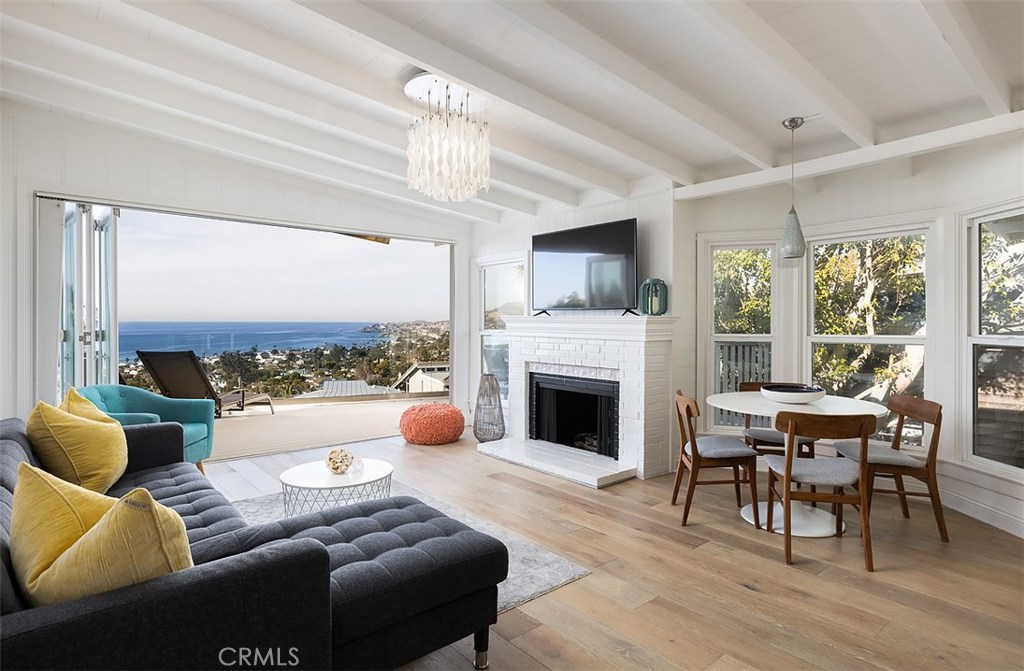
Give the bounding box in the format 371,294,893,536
711,247,772,426
480,261,525,400
811,234,926,444
971,212,1024,469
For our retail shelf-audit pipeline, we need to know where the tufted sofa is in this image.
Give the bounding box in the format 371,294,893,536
0,418,508,670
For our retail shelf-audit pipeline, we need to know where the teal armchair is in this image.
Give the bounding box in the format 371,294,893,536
77,384,215,467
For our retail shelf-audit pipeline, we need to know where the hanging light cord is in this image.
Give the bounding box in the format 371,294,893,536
790,124,795,208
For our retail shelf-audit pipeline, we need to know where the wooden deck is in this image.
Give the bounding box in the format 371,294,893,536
205,435,1024,671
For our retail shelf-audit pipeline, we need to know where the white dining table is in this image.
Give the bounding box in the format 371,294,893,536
705,391,888,537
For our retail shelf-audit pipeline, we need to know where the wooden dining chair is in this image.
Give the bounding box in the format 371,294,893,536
833,395,948,542
765,411,877,571
672,391,760,528
738,381,817,458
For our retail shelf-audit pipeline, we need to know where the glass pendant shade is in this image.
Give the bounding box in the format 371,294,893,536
780,206,806,259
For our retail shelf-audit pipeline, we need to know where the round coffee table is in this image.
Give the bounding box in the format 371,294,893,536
280,458,393,516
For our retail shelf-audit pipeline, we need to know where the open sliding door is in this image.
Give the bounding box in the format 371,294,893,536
38,196,119,399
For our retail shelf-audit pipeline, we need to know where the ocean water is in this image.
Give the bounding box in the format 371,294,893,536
118,321,381,361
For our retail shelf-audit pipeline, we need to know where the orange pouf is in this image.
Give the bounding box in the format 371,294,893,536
400,404,466,445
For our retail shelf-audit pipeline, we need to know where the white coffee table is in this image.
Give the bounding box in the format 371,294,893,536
705,392,887,538
280,458,393,516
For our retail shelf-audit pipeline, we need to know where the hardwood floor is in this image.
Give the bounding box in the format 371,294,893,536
204,436,1024,671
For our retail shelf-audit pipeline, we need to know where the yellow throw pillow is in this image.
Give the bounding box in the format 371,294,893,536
26,400,127,493
10,463,193,607
61,387,118,425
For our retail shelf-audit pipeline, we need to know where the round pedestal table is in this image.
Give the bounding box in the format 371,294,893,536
705,392,887,538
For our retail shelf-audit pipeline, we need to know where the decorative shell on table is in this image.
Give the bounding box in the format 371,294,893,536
326,448,355,474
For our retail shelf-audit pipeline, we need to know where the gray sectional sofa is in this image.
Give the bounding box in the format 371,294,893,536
0,418,508,670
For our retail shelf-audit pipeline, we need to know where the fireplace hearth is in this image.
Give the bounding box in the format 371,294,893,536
530,373,619,459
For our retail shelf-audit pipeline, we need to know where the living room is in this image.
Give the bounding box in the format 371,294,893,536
2,1,1023,670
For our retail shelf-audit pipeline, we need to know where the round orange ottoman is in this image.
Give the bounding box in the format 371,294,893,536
400,404,466,445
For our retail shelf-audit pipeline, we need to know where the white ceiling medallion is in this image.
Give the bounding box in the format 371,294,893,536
404,71,491,203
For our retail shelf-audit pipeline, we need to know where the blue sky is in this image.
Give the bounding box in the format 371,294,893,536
117,210,451,322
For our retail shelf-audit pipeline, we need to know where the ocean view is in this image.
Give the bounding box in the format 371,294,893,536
118,321,381,361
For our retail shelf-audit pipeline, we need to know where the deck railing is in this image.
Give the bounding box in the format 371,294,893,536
713,340,772,427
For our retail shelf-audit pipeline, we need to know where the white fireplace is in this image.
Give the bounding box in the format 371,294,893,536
477,315,677,488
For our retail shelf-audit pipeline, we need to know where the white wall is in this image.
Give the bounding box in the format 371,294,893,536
691,135,1024,536
0,100,475,418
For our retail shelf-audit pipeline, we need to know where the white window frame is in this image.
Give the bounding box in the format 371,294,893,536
959,198,1024,479
697,231,781,434
471,252,528,409
804,217,936,450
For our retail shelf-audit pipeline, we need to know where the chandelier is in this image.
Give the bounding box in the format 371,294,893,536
405,72,491,203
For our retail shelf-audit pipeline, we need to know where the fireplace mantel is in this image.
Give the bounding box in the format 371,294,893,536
501,315,676,342
478,314,678,488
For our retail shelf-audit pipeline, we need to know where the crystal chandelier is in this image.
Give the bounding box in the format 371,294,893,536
405,73,490,203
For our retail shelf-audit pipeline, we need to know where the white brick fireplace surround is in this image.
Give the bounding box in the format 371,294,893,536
478,315,677,488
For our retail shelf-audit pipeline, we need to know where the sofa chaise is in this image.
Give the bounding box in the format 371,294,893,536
0,418,508,670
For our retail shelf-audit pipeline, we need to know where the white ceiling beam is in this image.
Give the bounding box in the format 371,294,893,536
674,111,1024,200
294,0,700,184
1,5,563,210
495,0,775,170
688,0,876,148
919,0,1011,116
0,65,504,224
119,0,624,197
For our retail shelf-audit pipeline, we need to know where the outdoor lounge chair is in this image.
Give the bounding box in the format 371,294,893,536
137,350,275,417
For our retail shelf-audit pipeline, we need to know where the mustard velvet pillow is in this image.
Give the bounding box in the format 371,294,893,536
60,387,118,425
10,463,193,607
26,399,127,493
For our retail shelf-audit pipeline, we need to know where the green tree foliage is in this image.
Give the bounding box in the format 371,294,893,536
813,236,925,337
713,248,771,334
811,235,926,398
980,223,1024,335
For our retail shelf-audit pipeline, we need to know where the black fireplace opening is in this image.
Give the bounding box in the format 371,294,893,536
529,373,619,459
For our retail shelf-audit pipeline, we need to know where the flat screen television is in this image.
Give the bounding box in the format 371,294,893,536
532,218,638,311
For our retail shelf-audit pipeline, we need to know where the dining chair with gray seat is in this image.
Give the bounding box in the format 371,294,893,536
833,394,948,542
765,411,877,571
672,391,760,529
738,381,818,458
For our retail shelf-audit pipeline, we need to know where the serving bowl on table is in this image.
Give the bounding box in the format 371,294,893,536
759,383,826,404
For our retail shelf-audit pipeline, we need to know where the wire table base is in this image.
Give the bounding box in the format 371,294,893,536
280,459,393,516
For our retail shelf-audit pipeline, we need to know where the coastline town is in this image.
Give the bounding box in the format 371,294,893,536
119,320,450,400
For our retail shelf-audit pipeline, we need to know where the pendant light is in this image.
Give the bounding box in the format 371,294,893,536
780,116,806,259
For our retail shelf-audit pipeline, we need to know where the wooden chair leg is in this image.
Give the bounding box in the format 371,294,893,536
835,487,844,537
860,481,874,572
681,462,700,526
926,471,950,543
767,471,776,533
195,461,206,474
783,492,793,565
732,465,742,507
893,474,911,518
810,484,817,508
670,456,686,505
747,458,760,529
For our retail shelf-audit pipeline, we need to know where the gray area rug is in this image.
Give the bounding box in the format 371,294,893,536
232,482,590,613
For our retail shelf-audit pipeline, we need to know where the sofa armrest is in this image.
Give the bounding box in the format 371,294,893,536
110,412,161,426
123,422,186,473
1,538,331,670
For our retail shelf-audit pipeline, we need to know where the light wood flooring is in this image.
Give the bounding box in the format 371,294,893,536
205,436,1024,671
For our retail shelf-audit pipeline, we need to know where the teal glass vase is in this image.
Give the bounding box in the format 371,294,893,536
639,278,668,315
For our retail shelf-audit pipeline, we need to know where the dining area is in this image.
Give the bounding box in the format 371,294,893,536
672,382,948,572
